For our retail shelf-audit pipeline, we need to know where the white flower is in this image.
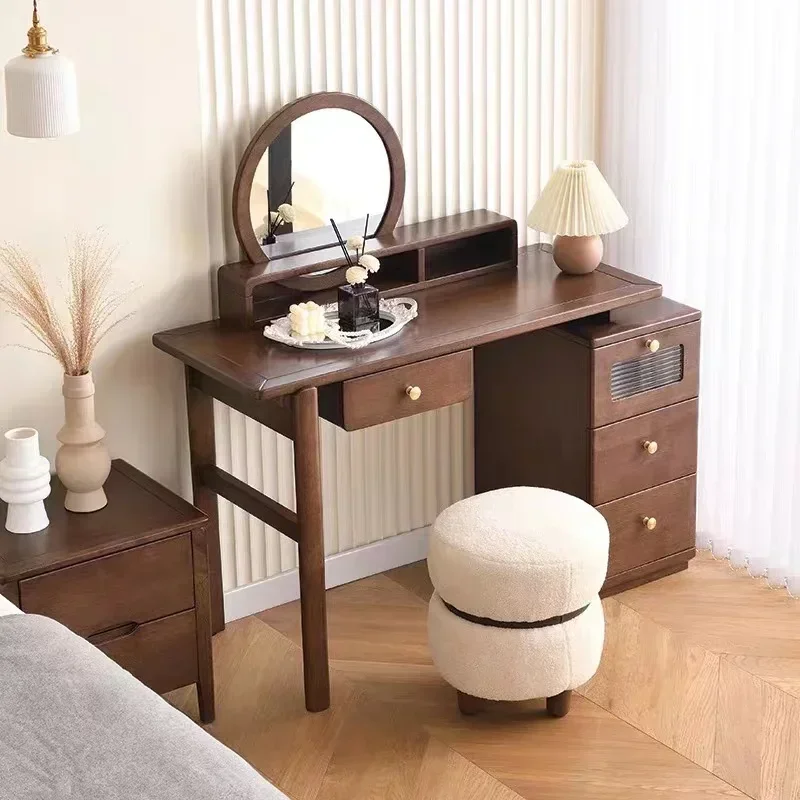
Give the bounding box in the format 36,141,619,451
346,235,364,251
265,211,279,224
276,203,296,223
358,253,380,273
345,266,369,285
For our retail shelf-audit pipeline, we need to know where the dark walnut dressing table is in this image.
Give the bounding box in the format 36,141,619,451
153,92,701,713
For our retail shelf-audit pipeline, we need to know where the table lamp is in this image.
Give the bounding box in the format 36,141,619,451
527,160,628,275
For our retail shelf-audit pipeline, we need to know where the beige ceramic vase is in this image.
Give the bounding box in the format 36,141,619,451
55,372,111,513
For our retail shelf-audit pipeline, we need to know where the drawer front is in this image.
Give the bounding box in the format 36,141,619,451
598,475,696,578
20,534,194,637
95,609,198,694
591,399,698,504
592,321,700,425
341,349,473,430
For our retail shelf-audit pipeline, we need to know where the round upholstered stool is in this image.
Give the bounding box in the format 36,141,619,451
427,486,609,717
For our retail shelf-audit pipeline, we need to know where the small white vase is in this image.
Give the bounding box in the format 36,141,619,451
55,372,111,513
0,428,51,534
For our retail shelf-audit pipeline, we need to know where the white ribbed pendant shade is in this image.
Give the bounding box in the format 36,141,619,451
4,52,79,138
527,160,628,237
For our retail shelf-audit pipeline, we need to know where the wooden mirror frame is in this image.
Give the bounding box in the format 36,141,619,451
232,92,406,265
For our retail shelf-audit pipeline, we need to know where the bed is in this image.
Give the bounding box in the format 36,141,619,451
0,603,288,799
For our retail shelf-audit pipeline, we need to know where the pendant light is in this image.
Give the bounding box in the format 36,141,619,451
4,0,79,138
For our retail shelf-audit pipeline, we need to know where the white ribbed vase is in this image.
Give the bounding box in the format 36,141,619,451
56,372,111,513
4,52,79,138
0,428,51,534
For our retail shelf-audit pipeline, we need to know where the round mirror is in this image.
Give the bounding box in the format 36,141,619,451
233,93,405,265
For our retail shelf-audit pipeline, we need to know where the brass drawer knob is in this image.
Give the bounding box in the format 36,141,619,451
645,338,660,353
643,440,658,455
406,385,422,401
642,516,658,531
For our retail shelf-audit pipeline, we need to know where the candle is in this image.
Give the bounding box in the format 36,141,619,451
289,301,326,338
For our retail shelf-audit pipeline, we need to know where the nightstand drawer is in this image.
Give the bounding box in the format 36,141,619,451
20,534,195,637
95,609,198,694
590,399,698,504
336,350,473,430
592,322,700,426
598,476,696,578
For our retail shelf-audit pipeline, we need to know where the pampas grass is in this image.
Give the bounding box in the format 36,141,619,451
0,231,135,376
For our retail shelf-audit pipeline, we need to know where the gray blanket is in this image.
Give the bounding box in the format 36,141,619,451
0,614,288,800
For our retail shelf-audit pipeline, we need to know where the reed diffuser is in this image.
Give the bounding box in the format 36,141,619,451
261,181,296,245
330,215,382,333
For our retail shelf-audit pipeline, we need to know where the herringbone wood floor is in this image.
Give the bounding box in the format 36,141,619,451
167,552,800,799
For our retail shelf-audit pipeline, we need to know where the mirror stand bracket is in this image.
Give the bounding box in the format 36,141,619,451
219,211,518,329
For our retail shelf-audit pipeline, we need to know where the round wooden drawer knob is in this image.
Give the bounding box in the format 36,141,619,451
642,516,658,531
406,385,422,401
643,440,658,455
645,338,660,353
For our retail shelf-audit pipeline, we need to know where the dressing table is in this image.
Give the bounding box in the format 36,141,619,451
153,93,700,713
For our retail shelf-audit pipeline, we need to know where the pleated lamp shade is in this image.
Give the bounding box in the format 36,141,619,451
527,160,628,237
4,3,79,139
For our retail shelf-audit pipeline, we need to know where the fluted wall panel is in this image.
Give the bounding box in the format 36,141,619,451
197,0,604,593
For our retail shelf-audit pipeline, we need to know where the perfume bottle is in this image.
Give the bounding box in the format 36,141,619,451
337,282,381,333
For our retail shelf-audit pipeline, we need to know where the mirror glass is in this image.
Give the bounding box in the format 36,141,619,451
249,108,391,257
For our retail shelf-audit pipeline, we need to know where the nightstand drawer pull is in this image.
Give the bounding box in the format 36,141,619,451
643,440,659,454
88,621,139,646
406,385,422,400
642,516,658,531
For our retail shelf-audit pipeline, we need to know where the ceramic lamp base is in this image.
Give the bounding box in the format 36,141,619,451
552,234,603,275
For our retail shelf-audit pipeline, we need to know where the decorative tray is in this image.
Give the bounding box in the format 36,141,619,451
263,297,418,350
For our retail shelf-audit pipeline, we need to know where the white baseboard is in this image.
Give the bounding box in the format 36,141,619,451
223,526,430,623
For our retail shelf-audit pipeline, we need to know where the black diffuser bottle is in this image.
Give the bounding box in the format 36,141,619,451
337,282,380,333
331,214,382,334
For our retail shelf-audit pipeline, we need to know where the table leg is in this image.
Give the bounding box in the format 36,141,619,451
292,386,330,712
185,367,225,634
191,525,216,723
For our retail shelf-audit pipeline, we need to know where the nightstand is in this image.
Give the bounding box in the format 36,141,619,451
0,459,214,723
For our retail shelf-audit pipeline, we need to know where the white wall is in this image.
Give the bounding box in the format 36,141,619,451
0,1,210,492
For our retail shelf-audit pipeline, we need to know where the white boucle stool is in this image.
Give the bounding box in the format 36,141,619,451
427,486,609,717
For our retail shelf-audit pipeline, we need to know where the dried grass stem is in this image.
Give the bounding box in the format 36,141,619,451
0,231,134,376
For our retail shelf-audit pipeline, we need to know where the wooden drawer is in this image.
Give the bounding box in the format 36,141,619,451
591,399,698,504
592,321,700,425
20,534,195,637
598,475,696,578
93,609,198,694
335,350,473,430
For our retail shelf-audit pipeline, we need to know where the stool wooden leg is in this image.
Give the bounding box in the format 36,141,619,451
457,691,484,716
546,690,572,717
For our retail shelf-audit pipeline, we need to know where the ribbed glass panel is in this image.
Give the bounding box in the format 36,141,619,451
610,345,684,400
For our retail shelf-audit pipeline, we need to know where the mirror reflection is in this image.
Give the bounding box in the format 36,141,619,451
250,108,391,256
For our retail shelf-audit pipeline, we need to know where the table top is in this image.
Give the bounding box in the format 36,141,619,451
154,245,662,401
0,460,207,582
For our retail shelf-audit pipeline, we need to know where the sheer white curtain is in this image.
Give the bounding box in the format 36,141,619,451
602,0,800,594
